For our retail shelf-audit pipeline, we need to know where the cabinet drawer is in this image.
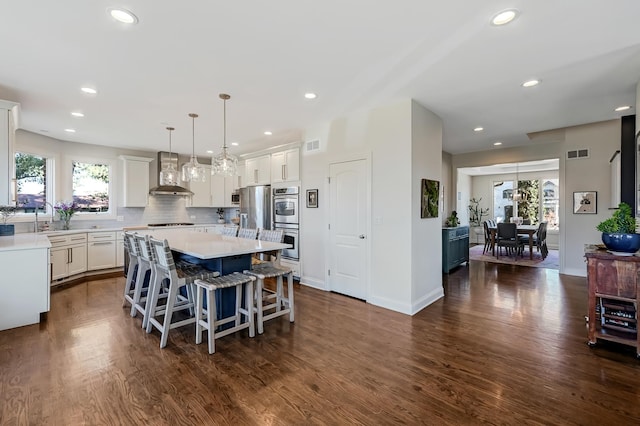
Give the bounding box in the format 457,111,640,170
594,259,637,298
88,231,116,242
49,233,87,247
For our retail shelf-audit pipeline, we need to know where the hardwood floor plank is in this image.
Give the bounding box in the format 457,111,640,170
3,261,640,424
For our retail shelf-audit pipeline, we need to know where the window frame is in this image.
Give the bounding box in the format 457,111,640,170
66,156,116,221
12,150,55,222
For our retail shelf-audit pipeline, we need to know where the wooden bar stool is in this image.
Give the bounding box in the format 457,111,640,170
122,231,140,313
221,225,239,236
193,273,256,354
145,237,220,349
131,233,156,326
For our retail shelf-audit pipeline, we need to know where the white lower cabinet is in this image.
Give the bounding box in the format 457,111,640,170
116,232,125,267
49,233,88,281
87,232,116,270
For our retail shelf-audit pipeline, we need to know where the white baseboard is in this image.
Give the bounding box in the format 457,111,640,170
411,287,445,315
299,276,326,291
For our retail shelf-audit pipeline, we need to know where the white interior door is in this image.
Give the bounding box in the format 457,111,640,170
328,159,368,300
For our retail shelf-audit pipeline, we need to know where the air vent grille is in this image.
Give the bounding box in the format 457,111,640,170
567,149,589,160
306,139,320,152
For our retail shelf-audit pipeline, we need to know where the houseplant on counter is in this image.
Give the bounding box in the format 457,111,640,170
0,205,17,236
596,202,640,253
216,208,225,224
445,210,460,227
54,201,80,230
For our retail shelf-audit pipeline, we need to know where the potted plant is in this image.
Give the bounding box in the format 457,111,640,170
54,201,80,230
445,210,460,227
596,202,640,253
0,205,17,236
216,208,225,224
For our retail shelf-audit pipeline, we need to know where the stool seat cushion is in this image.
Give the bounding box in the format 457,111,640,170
195,273,255,291
248,264,292,279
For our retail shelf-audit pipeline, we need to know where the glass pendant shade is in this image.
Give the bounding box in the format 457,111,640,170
181,113,206,182
512,162,527,202
211,93,238,176
160,126,179,186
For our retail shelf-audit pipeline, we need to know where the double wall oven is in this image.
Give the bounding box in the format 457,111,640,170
273,187,299,260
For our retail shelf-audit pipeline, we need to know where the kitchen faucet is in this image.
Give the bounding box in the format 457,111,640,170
35,201,55,232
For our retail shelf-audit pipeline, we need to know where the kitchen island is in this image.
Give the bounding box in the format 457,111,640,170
0,233,51,331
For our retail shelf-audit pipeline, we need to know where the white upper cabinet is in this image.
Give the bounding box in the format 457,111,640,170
120,155,153,207
0,102,18,206
245,155,271,186
211,174,225,207
271,148,300,183
189,165,213,207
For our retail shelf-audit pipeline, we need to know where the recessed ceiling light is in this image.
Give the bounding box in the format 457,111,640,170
493,141,502,146
71,112,84,118
522,79,540,88
231,142,239,146
491,9,519,26
264,131,272,136
474,127,484,132
615,105,632,112
65,128,76,133
206,150,213,154
108,8,138,24
81,87,97,94
304,93,317,99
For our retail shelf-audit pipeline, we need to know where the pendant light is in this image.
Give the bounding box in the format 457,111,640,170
512,162,527,202
181,113,206,182
212,93,238,176
159,126,179,186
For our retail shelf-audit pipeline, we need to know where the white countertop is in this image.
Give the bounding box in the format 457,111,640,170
138,228,290,259
39,223,234,237
0,233,52,252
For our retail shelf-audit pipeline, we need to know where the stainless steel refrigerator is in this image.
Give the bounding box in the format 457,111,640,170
239,185,271,230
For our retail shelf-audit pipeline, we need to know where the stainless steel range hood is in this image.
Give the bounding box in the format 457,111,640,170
149,152,194,196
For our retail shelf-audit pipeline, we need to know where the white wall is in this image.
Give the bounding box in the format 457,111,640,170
301,99,443,315
441,152,452,226
410,101,444,314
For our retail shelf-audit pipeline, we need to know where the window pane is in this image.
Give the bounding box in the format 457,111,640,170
15,152,47,213
493,181,513,223
542,178,559,230
72,161,110,212
517,179,540,224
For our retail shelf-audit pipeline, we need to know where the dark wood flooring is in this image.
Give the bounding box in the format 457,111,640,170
2,261,640,425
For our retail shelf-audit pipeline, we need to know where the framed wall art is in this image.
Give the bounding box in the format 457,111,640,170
306,189,318,208
421,179,440,218
573,191,597,214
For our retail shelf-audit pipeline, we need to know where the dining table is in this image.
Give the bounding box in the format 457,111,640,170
488,224,539,260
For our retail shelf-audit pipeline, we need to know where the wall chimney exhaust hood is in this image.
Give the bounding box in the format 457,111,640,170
149,152,194,196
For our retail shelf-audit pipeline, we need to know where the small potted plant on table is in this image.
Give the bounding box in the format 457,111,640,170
596,202,640,254
216,208,226,224
0,205,17,236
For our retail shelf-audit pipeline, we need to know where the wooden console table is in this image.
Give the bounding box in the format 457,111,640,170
585,246,640,357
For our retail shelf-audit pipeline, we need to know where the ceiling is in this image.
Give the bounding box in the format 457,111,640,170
1,1,640,157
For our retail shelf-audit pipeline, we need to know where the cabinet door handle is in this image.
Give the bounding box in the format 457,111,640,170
68,248,72,264
254,169,258,183
282,164,286,180
92,242,113,246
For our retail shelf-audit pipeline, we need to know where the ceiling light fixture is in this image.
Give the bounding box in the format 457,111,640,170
264,131,272,136
615,105,632,112
81,87,97,94
71,112,85,117
493,141,502,146
491,9,519,26
160,126,180,186
181,113,206,182
304,93,317,99
212,93,238,176
64,128,76,133
231,142,239,146
108,8,138,24
474,127,484,132
522,79,540,88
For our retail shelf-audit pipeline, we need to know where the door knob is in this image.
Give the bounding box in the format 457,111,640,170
359,234,366,239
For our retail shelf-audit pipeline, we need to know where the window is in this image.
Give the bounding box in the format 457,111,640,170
542,179,559,230
15,152,48,214
494,177,558,229
72,161,110,213
493,181,513,223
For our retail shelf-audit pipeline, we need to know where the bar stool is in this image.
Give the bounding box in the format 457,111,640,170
221,225,239,236
237,228,258,239
244,229,293,335
145,237,220,349
193,273,256,354
122,231,139,312
130,233,156,326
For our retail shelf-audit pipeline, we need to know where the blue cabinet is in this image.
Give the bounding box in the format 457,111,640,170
442,226,469,273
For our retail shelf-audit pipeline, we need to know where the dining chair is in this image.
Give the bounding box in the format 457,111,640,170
496,222,523,260
482,221,493,254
